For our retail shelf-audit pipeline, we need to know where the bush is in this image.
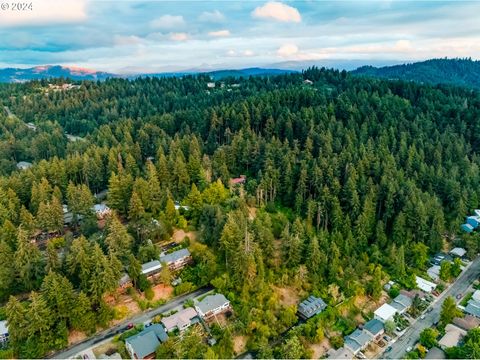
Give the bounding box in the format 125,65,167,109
145,287,154,300
174,281,195,295
113,305,129,320
330,335,344,349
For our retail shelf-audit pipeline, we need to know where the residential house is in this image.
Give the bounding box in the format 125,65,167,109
425,347,446,359
461,223,474,233
195,293,231,320
125,324,168,359
297,296,327,320
161,307,198,332
160,248,192,271
0,321,8,344
466,216,480,229
465,298,480,318
472,290,480,303
16,161,32,170
431,253,453,266
374,303,397,322
344,329,373,354
141,260,162,278
416,276,436,293
173,201,190,211
362,318,384,340
92,203,111,219
475,209,480,218
327,347,354,359
427,265,441,282
390,294,412,314
450,247,467,258
453,315,480,331
438,324,467,349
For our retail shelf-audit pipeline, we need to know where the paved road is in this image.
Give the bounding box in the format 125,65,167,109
384,257,480,359
50,287,211,359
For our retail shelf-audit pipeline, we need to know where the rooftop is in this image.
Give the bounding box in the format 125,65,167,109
453,315,480,330
425,347,446,359
0,320,8,335
374,303,397,321
416,276,436,292
344,329,372,352
125,324,168,359
363,318,384,336
393,294,412,308
141,260,162,275
160,248,191,264
161,307,198,331
196,293,229,315
298,295,327,318
465,301,480,318
327,347,354,359
450,247,467,257
438,324,467,348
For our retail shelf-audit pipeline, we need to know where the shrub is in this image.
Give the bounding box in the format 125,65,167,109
145,287,154,300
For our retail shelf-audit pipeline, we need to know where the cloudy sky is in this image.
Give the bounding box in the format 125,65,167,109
0,0,479,73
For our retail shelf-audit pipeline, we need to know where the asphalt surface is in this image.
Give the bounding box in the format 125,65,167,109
383,257,480,359
50,287,211,359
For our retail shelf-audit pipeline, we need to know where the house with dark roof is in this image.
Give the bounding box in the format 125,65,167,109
344,329,372,354
195,293,231,320
141,260,162,278
160,248,192,271
425,347,446,359
453,315,480,330
125,324,168,359
362,318,384,340
297,296,327,320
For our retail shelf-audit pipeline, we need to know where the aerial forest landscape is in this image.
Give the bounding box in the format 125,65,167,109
1,1,480,360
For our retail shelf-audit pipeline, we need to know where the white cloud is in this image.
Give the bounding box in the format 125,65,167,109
277,43,299,57
252,2,301,23
0,0,88,27
198,10,225,22
150,14,185,30
208,30,230,37
114,35,145,46
170,32,188,41
243,50,255,57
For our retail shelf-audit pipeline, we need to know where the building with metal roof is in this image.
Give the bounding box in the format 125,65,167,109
141,260,162,277
125,324,168,359
297,295,327,320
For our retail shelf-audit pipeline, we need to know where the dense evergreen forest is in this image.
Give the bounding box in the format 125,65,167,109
352,58,480,89
1,67,480,358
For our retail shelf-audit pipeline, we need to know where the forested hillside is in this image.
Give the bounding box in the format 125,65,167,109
1,68,480,358
352,58,480,89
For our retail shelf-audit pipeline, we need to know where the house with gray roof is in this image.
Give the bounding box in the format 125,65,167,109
160,248,192,271
161,307,199,332
297,295,327,320
125,324,168,359
344,329,372,354
425,347,445,359
141,260,162,278
327,347,354,359
390,294,412,314
195,293,231,320
362,318,384,339
465,299,480,318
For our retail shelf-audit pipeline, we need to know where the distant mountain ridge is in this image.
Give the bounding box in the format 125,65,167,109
351,58,480,89
0,65,295,83
0,65,114,83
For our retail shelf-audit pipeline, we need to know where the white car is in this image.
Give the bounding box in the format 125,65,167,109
406,346,413,352
420,314,426,319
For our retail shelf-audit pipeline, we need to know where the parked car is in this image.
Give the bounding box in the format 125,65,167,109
127,323,134,329
383,335,392,342
406,346,413,352
420,314,426,319
386,346,392,352
456,294,462,300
